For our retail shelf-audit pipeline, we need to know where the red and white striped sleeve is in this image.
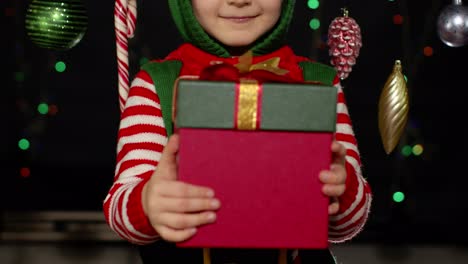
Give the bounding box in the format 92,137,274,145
328,78,372,242
103,70,166,245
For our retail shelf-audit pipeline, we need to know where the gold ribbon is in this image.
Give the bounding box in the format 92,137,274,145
233,50,289,130
195,51,290,264
234,50,289,75
237,80,260,130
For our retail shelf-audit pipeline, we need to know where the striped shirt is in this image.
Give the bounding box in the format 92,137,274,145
103,44,372,245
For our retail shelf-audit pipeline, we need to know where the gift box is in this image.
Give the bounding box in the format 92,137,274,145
175,79,338,249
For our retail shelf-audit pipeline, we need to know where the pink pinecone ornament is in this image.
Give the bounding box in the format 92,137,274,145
327,8,362,80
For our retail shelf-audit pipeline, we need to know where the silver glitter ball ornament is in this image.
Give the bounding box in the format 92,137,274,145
437,0,468,47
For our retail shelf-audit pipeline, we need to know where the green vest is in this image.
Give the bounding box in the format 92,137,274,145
140,60,337,137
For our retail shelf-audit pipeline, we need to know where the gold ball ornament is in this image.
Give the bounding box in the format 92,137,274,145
378,60,410,154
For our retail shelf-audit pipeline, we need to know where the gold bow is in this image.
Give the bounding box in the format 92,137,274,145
234,50,289,75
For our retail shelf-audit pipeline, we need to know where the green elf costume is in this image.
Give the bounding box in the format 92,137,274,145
105,0,372,263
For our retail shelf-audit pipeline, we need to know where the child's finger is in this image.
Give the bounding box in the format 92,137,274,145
160,197,221,213
328,199,340,215
157,181,215,198
157,211,217,230
331,141,346,165
155,225,198,243
322,184,346,197
156,134,180,180
319,171,344,185
162,134,180,160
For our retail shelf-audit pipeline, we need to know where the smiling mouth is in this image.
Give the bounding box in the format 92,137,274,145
220,15,259,23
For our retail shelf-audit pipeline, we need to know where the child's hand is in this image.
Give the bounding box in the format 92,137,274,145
319,141,347,215
142,134,221,242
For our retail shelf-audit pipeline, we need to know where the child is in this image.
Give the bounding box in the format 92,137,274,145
104,0,372,263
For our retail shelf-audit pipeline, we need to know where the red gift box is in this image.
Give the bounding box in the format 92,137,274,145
175,80,337,249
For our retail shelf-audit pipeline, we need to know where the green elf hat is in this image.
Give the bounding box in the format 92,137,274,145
114,0,296,112
168,0,296,57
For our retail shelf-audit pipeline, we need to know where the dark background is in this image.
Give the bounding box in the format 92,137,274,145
4,0,468,245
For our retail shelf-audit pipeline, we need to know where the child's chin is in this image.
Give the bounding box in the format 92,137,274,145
219,38,256,49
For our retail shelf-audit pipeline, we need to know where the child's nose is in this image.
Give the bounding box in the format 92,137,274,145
227,0,252,7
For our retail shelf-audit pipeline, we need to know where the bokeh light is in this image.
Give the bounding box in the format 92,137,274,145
412,144,424,156
15,72,25,82
55,61,66,72
38,103,49,115
308,0,320,9
20,167,31,178
18,138,30,150
393,191,405,203
309,18,321,30
393,14,404,25
401,145,412,157
423,46,434,57
48,104,59,115
5,8,15,17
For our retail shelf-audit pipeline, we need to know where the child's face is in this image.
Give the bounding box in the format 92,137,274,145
192,0,283,49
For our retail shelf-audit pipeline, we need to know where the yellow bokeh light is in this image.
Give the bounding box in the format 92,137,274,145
412,144,424,156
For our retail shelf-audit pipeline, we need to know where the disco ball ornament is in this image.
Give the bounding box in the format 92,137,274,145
25,0,88,51
437,0,468,47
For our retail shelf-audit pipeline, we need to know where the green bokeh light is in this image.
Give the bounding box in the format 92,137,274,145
393,191,405,203
309,18,321,30
55,61,66,72
401,145,412,157
15,72,25,82
19,138,30,150
38,103,49,115
308,0,320,9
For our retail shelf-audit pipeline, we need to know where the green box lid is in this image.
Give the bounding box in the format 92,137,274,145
176,80,337,132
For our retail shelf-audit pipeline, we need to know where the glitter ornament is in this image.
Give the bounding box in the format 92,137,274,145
25,0,88,51
327,8,362,81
